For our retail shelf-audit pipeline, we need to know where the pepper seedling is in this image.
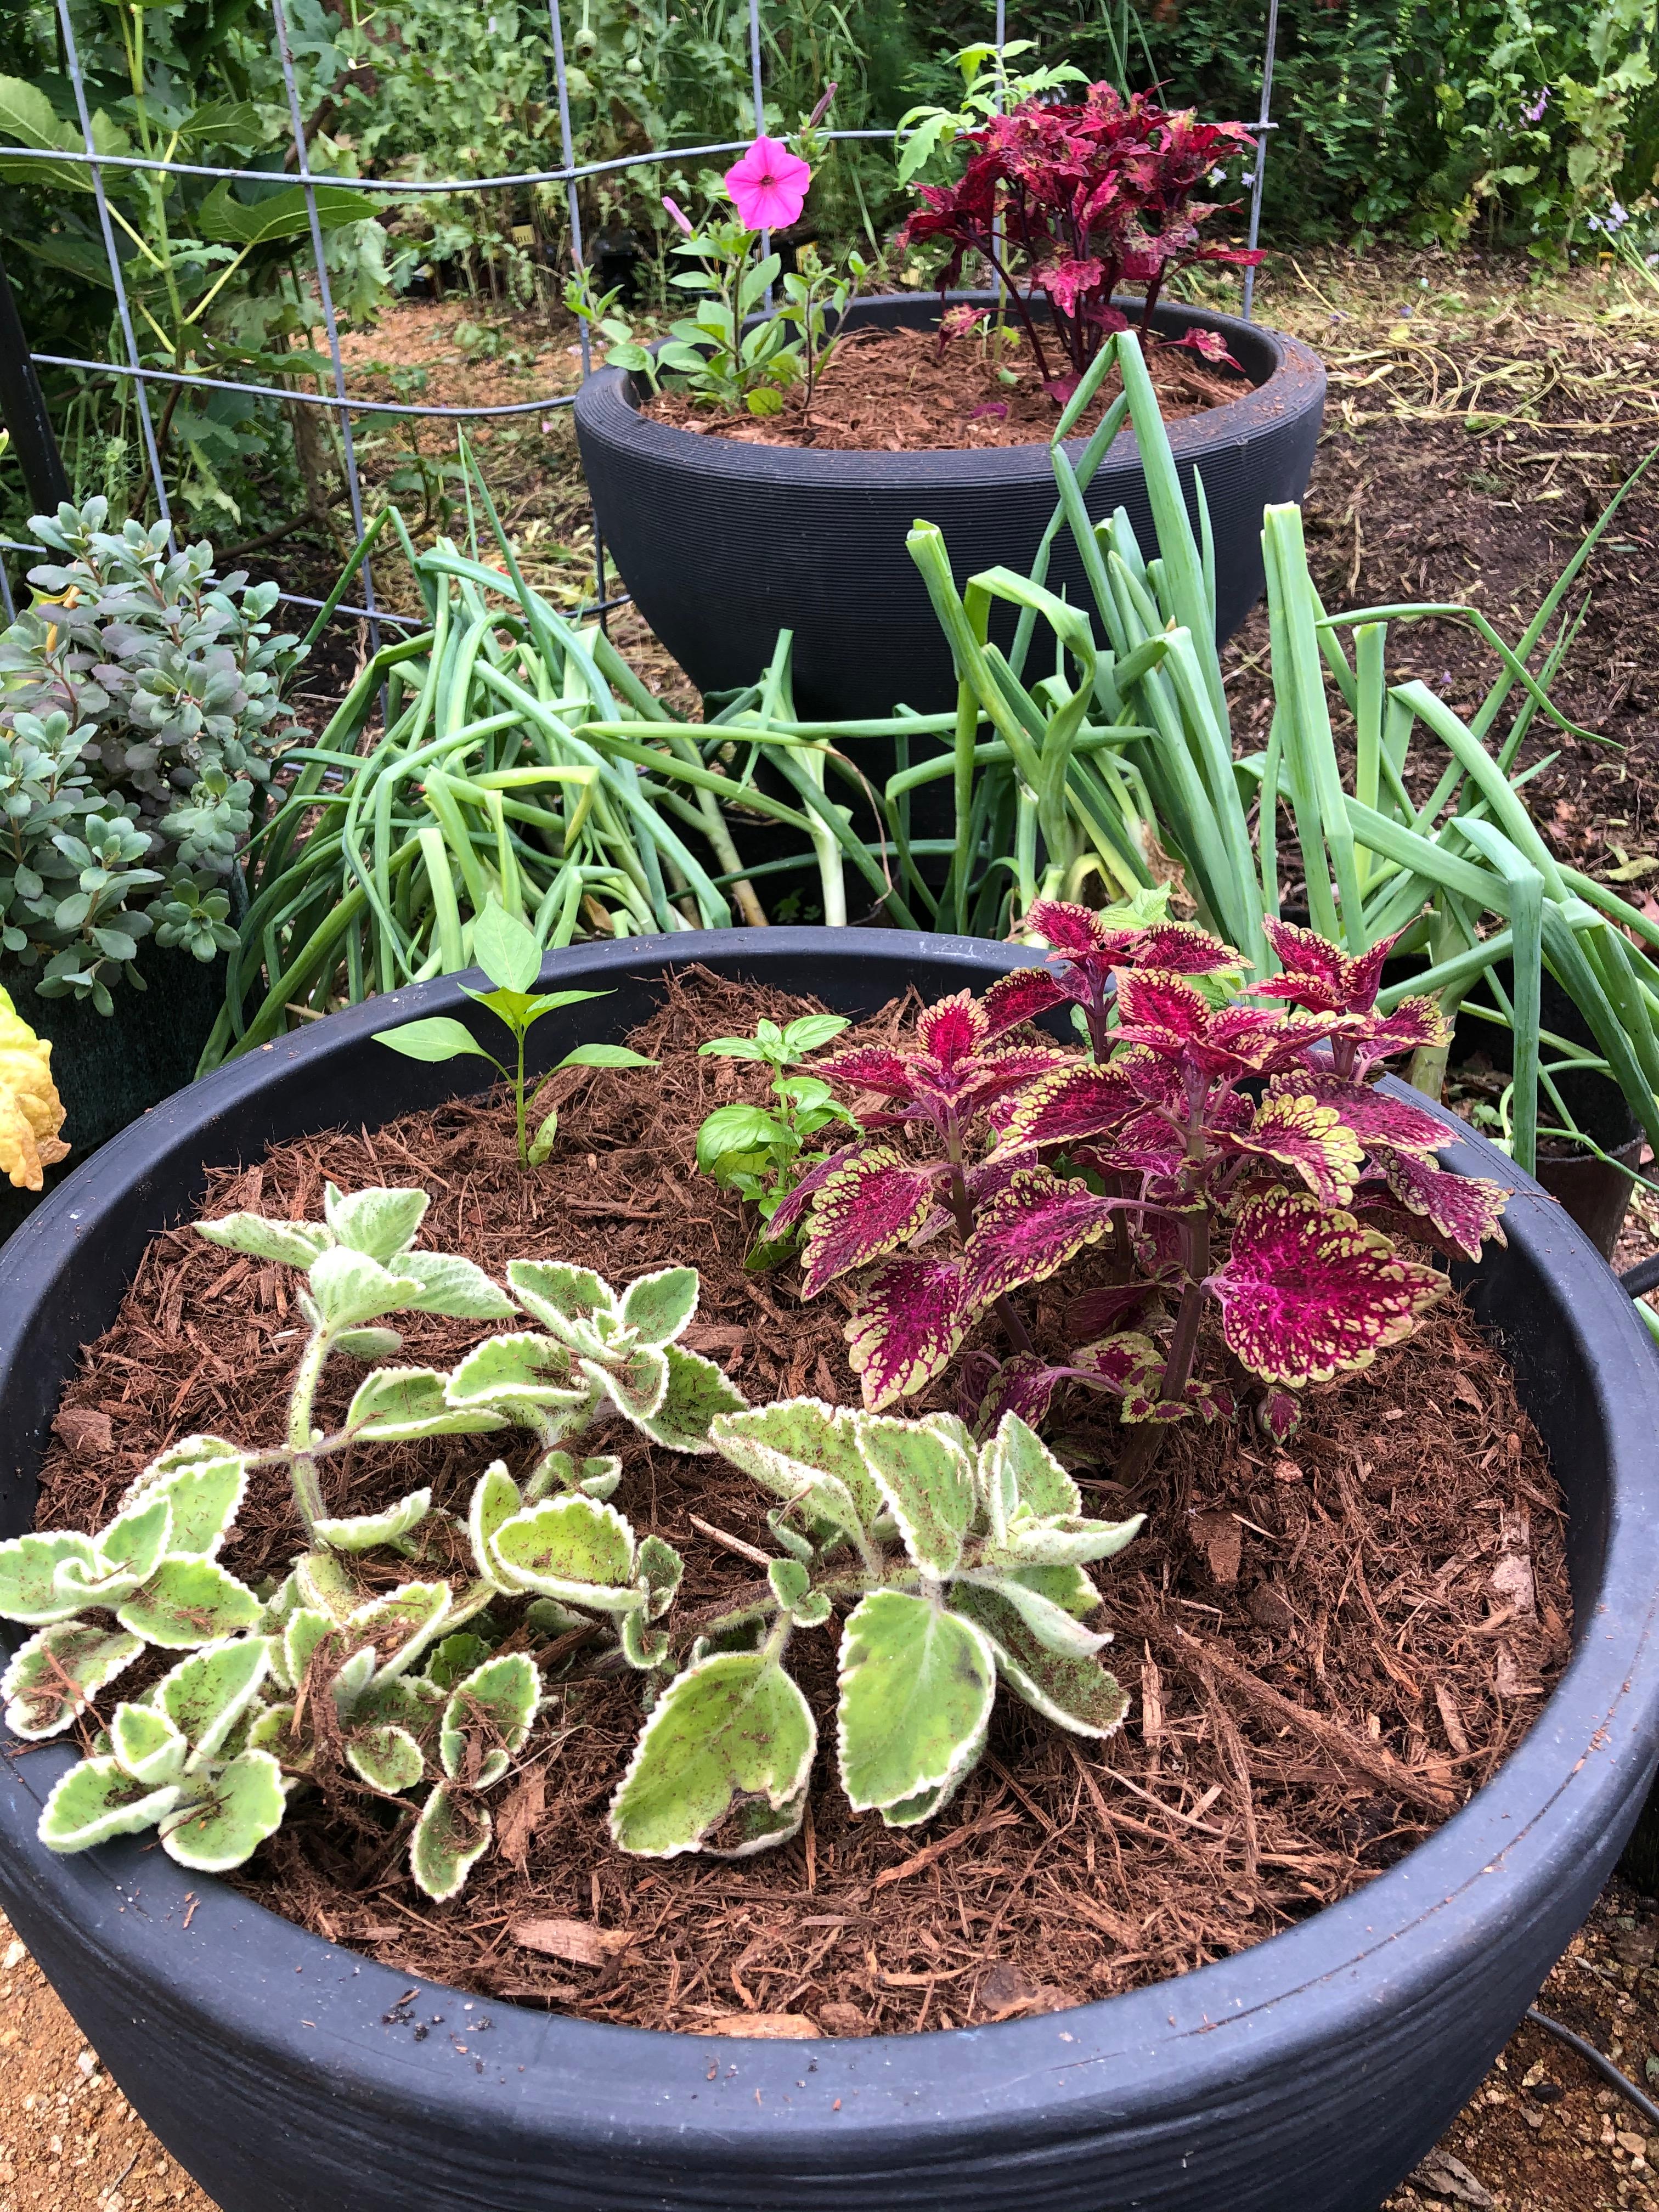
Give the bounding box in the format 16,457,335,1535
373,898,656,1167
694,1013,856,1266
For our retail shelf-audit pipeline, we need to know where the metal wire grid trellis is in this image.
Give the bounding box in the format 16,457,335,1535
0,1,1280,643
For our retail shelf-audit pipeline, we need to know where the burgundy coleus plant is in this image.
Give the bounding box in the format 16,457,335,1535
899,84,1263,401
780,905,1509,1460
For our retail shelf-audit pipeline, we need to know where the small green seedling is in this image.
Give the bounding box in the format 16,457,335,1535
374,899,656,1167
695,1014,854,1264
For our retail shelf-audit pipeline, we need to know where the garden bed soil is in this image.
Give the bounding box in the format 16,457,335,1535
642,320,1248,452
29,970,1568,2036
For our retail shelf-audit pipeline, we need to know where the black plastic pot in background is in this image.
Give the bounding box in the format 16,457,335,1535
2,929,1659,2212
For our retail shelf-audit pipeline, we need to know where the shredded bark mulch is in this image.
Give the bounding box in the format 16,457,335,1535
644,320,1248,452
30,970,1568,2035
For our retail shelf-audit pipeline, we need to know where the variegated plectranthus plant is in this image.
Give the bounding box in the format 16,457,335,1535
765,898,1509,1451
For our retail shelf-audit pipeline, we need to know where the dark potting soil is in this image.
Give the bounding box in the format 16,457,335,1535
31,970,1568,2036
642,321,1248,453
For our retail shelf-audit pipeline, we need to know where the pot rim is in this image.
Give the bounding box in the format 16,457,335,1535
2,927,1655,2160
572,292,1328,486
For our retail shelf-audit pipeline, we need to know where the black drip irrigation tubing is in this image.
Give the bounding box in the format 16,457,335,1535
1525,2007,1659,2130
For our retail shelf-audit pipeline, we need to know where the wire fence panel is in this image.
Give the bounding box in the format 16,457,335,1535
0,5,1276,637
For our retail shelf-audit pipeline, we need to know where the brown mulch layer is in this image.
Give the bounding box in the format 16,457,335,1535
31,970,1568,2035
644,320,1247,452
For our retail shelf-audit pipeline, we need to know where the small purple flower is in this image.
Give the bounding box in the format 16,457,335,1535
1522,87,1550,123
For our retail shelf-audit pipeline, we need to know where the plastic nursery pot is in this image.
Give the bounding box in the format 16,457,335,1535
3,929,1658,2212
573,293,1327,725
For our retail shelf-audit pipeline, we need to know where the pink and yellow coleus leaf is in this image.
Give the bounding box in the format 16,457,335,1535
960,1167,1120,1311
916,991,989,1070
1249,918,1395,1014
1369,1149,1509,1260
1271,1072,1447,1161
846,1256,968,1410
993,1062,1142,1153
765,1139,864,1238
980,965,1070,1039
1218,1090,1363,1207
799,1147,939,1298
1346,995,1452,1075
1207,1185,1444,1385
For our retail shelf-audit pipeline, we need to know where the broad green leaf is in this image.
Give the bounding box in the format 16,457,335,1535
580,1344,669,1425
0,74,128,194
331,1646,377,1717
446,1332,585,1410
308,1246,425,1328
633,1344,746,1454
38,1756,180,1853
116,1558,263,1647
489,1496,638,1611
469,1462,522,1584
439,1652,539,1781
836,1589,995,1814
159,1638,272,1757
196,177,386,246
375,1015,495,1066
950,1584,1129,1737
958,1571,1110,1658
877,1734,985,1829
247,1703,306,1764
324,1183,428,1263
696,1103,782,1174
618,1266,699,1347
709,1397,882,1543
295,1547,362,1623
991,1511,1143,1570
783,1014,851,1053
425,1631,495,1691
473,899,542,994
698,1034,775,1062
282,1606,335,1691
395,1250,517,1319
347,1365,505,1442
410,1781,492,1900
557,1043,657,1069
0,1530,100,1623
159,1749,287,1872
154,1451,247,1559
335,1326,405,1363
110,1700,188,1784
506,1260,618,1344
1002,1561,1099,1618
194,1214,330,1268
95,1494,173,1582
2,1622,143,1739
854,1417,977,1577
769,1558,810,1612
346,1724,426,1793
635,1534,684,1621
986,1413,1080,1524
342,1581,453,1676
608,1649,817,1858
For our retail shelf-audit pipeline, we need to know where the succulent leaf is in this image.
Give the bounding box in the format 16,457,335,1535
835,1589,995,1815
159,1637,272,1758
410,1781,493,1900
445,1331,587,1412
341,1581,454,1676
608,1648,817,1859
38,1756,182,1853
307,1246,425,1329
631,1342,747,1453
158,1748,287,1872
393,1250,517,1320
115,1558,263,1646
152,1449,246,1559
2,1621,144,1739
853,1414,975,1576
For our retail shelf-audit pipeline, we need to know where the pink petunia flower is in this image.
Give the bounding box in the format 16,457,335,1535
723,136,812,231
661,194,693,236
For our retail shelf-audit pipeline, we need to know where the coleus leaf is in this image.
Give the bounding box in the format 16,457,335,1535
959,1166,1119,1312
1219,1090,1363,1207
845,1255,968,1411
950,1583,1130,1736
1348,995,1452,1073
836,1589,995,1819
158,1750,287,1872
1066,1276,1163,1340
916,990,990,1069
810,1046,916,1101
764,1139,864,1238
854,1413,976,1575
1369,1148,1510,1261
410,1782,493,1900
798,1147,938,1299
1208,1185,1444,1385
38,1756,183,1853
349,1367,507,1442
608,1648,817,1858
709,1397,885,1543
631,1342,747,1453
2,1621,144,1739
1022,898,1128,958
489,1495,640,1611
312,1487,433,1553
115,1558,264,1647
1249,917,1394,1014
972,1353,1065,1439
439,1652,540,1786
1271,1072,1448,1161
992,1063,1141,1153
979,964,1069,1038
1132,923,1239,977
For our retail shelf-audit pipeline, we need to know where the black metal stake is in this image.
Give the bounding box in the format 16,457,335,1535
0,246,70,516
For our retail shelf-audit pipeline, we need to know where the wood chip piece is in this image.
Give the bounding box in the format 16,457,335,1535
510,1917,633,1968
699,2013,820,2039
1408,2149,1495,2207
1191,1509,1243,1587
817,2002,869,2036
51,1407,113,1458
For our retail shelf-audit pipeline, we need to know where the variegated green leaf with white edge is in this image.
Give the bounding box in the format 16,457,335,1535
0,1530,98,1624
38,1756,182,1852
356,1669,439,1725
836,1588,995,1815
395,1249,517,1321
194,1214,331,1269
608,1648,817,1859
159,1637,272,1759
424,1632,495,1691
159,1748,287,1872
247,1702,304,1763
709,1398,884,1545
153,1449,246,1559
2,1621,144,1739
109,1699,189,1784
633,1344,747,1454
981,1412,1080,1536
505,1260,618,1346
469,1461,522,1584
410,1781,492,1900
950,1582,1130,1737
620,1611,672,1669
635,1534,684,1621
854,1415,976,1577
985,1510,1144,1570
445,1332,586,1411
308,1246,425,1329
489,1495,640,1611
579,1344,669,1425
524,1596,588,1639
342,1581,453,1676
958,1571,1110,1657
313,1486,433,1553
438,1652,539,1782
1001,1561,1100,1618
705,1785,810,1858
115,1558,263,1647
346,1724,426,1793
521,1450,622,1503
125,1432,241,1508
769,1558,810,1612
295,1545,362,1623
330,1645,378,1718
323,1182,428,1262
55,1493,172,1603
876,1726,988,1830
347,1367,506,1443
617,1266,699,1348
335,1325,405,1363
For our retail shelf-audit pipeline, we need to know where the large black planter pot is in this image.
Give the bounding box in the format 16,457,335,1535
3,928,1658,2212
575,295,1327,723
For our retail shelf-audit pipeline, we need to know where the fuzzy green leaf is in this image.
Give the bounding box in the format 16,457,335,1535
608,1649,817,1859
324,1183,428,1262
346,1723,427,1793
342,1581,453,1676
110,1700,188,1784
769,1558,810,1611
633,1344,746,1453
308,1247,425,1329
116,1558,263,1647
505,1260,618,1345
635,1534,684,1621
38,1756,181,1853
410,1781,492,1900
469,1462,522,1584
620,1612,672,1670
294,1547,362,1623
439,1652,539,1782
489,1496,639,1611
854,1416,976,1577
334,1326,405,1363
709,1397,883,1545
159,1637,272,1758
445,1332,585,1410
195,1214,330,1268
396,1250,517,1320
153,1450,246,1559
282,1606,336,1690
985,1413,1080,1523
313,1486,434,1552
424,1632,495,1691
350,1366,509,1442
2,1622,143,1739
580,1344,669,1425
159,1749,287,1872
990,1511,1143,1570
950,1583,1130,1737
618,1266,699,1347
836,1589,995,1815
0,1531,98,1624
